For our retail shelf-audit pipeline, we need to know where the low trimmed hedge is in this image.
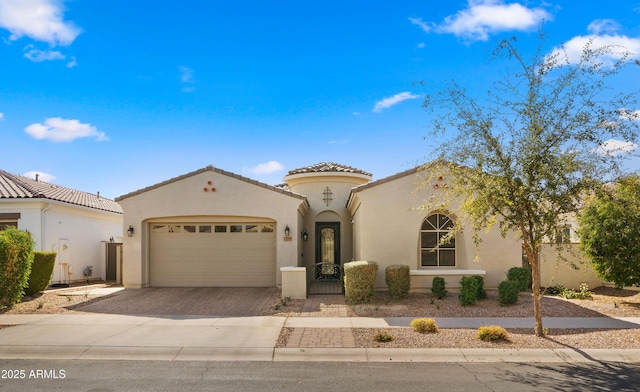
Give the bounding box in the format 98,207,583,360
385,264,410,300
459,276,479,306
25,251,57,296
344,261,378,304
431,276,447,299
498,280,520,306
0,228,35,307
507,267,531,292
471,275,487,300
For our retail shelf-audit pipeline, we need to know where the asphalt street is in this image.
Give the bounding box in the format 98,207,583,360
2,359,640,392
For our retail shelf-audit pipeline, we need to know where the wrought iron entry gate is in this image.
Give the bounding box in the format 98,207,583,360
308,262,344,295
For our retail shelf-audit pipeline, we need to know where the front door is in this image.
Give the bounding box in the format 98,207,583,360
316,222,340,267
310,222,342,294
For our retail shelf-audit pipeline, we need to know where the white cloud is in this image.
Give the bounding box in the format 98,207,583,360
23,47,65,62
23,171,56,182
587,19,620,35
595,138,639,156
178,66,195,92
413,0,551,42
66,56,76,68
619,108,640,121
178,66,194,83
408,17,431,33
24,118,108,142
0,0,81,46
372,92,421,113
249,160,284,175
548,21,640,67
0,112,4,121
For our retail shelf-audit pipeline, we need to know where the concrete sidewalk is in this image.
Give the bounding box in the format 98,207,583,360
1,313,640,363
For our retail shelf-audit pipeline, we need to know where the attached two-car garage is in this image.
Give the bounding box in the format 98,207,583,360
117,165,306,289
149,222,276,287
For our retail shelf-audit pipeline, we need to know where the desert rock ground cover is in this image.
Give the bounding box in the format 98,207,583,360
3,283,640,349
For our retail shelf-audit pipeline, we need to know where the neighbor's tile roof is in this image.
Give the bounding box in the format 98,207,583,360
0,170,123,214
287,162,372,176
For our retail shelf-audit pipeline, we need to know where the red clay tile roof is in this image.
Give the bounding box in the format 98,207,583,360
0,170,123,214
287,162,372,176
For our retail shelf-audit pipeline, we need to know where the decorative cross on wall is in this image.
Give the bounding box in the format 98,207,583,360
322,186,333,206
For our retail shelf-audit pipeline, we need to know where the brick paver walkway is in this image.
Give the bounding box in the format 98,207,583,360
286,328,355,348
285,295,355,348
298,295,349,317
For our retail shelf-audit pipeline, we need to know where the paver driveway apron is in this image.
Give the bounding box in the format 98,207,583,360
70,287,279,316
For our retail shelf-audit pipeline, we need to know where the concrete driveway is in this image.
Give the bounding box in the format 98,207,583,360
71,287,280,317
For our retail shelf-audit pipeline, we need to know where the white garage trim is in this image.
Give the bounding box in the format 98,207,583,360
149,222,276,287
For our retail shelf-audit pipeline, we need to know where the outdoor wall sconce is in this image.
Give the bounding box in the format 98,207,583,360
127,225,134,237
284,225,290,237
302,229,308,242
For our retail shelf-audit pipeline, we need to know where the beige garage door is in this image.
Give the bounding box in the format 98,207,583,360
149,223,276,287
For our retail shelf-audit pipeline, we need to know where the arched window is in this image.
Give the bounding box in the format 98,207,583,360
420,213,455,267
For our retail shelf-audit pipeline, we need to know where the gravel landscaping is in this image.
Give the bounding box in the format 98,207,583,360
3,283,640,349
268,286,640,349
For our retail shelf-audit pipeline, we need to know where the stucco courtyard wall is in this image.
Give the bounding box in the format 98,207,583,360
539,244,602,290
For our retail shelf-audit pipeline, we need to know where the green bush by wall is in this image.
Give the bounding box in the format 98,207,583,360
507,267,532,292
385,264,410,300
471,275,487,300
25,251,57,296
344,260,378,304
459,276,479,306
0,228,35,307
498,280,520,306
431,276,447,299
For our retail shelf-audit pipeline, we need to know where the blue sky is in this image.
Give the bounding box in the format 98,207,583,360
1,0,640,199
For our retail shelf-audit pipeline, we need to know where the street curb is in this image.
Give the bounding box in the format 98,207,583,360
3,346,640,363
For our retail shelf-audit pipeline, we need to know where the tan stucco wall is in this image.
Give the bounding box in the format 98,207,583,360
286,172,370,270
349,171,522,289
540,244,602,290
118,169,305,288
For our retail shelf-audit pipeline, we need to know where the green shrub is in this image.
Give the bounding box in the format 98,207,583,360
471,275,487,300
544,284,565,295
431,276,447,299
477,325,509,342
25,251,57,296
559,286,593,300
507,267,531,292
498,280,520,306
410,317,439,333
344,261,378,304
0,228,35,307
459,276,479,306
373,330,394,342
385,264,410,300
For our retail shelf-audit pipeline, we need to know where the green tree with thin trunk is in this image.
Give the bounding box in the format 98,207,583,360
578,175,640,289
420,31,640,336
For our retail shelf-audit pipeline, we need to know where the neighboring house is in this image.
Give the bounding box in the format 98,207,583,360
116,162,599,291
0,170,124,284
